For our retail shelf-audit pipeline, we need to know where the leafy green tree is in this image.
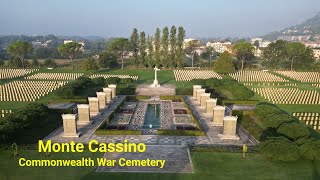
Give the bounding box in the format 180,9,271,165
185,39,200,67
31,58,40,68
176,27,186,68
213,51,235,74
43,59,57,68
0,60,4,67
234,40,254,70
259,137,300,161
130,28,140,68
262,40,288,69
58,42,83,70
161,27,169,68
147,35,153,68
82,58,98,71
285,42,314,70
7,41,33,69
169,26,177,68
154,28,161,67
13,57,22,68
139,31,147,67
98,52,118,68
201,46,216,60
107,38,129,70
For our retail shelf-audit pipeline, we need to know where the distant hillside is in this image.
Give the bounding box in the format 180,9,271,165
263,11,320,41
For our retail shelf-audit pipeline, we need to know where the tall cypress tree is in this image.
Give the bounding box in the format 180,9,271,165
169,26,177,68
176,26,186,68
139,31,147,68
147,35,153,68
130,28,140,68
154,28,161,67
161,26,169,68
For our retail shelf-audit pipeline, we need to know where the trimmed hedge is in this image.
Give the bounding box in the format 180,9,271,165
49,98,88,104
159,95,182,100
95,130,142,135
157,130,205,136
190,145,257,153
176,88,192,95
222,100,259,105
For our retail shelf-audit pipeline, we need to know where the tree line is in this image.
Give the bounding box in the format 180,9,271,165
106,26,186,69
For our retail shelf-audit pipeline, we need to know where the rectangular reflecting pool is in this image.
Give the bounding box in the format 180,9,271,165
143,104,160,129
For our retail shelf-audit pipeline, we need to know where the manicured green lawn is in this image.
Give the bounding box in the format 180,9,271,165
0,151,319,180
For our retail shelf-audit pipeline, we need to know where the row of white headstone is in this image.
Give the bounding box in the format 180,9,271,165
0,69,38,79
229,70,288,82
173,70,222,81
252,88,320,104
193,85,240,140
25,73,84,80
275,71,320,83
60,84,117,138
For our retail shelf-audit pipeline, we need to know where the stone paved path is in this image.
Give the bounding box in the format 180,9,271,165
96,145,193,173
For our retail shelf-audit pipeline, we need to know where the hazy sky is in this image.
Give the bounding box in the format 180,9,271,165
1,0,320,38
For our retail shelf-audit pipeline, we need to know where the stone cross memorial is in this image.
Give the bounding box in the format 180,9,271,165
151,66,160,87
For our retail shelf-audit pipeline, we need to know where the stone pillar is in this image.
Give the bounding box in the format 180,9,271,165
200,93,211,108
206,98,217,114
212,106,225,126
196,89,205,102
219,116,240,140
108,84,117,99
193,85,202,99
62,114,80,137
88,97,99,116
77,104,90,125
96,92,106,110
103,88,112,104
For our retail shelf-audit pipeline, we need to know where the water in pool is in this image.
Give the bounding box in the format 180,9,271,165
143,104,160,129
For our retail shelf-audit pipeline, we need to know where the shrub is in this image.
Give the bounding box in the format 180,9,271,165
262,113,295,129
176,88,192,95
259,137,300,161
299,139,320,160
92,77,105,86
120,78,133,84
105,77,121,85
277,123,310,140
190,79,207,85
206,78,222,87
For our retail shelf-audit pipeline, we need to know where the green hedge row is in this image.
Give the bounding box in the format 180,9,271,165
222,100,259,105
176,88,193,95
190,145,257,153
159,95,182,100
49,98,88,104
126,95,150,101
157,130,205,136
95,130,142,135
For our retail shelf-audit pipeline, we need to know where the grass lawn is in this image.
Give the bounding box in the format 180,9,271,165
0,151,319,180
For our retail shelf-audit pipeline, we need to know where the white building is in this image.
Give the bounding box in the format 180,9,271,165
64,40,85,51
206,41,232,53
312,48,320,61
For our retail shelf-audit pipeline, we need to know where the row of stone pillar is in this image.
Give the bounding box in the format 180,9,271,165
61,84,117,138
193,85,239,140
